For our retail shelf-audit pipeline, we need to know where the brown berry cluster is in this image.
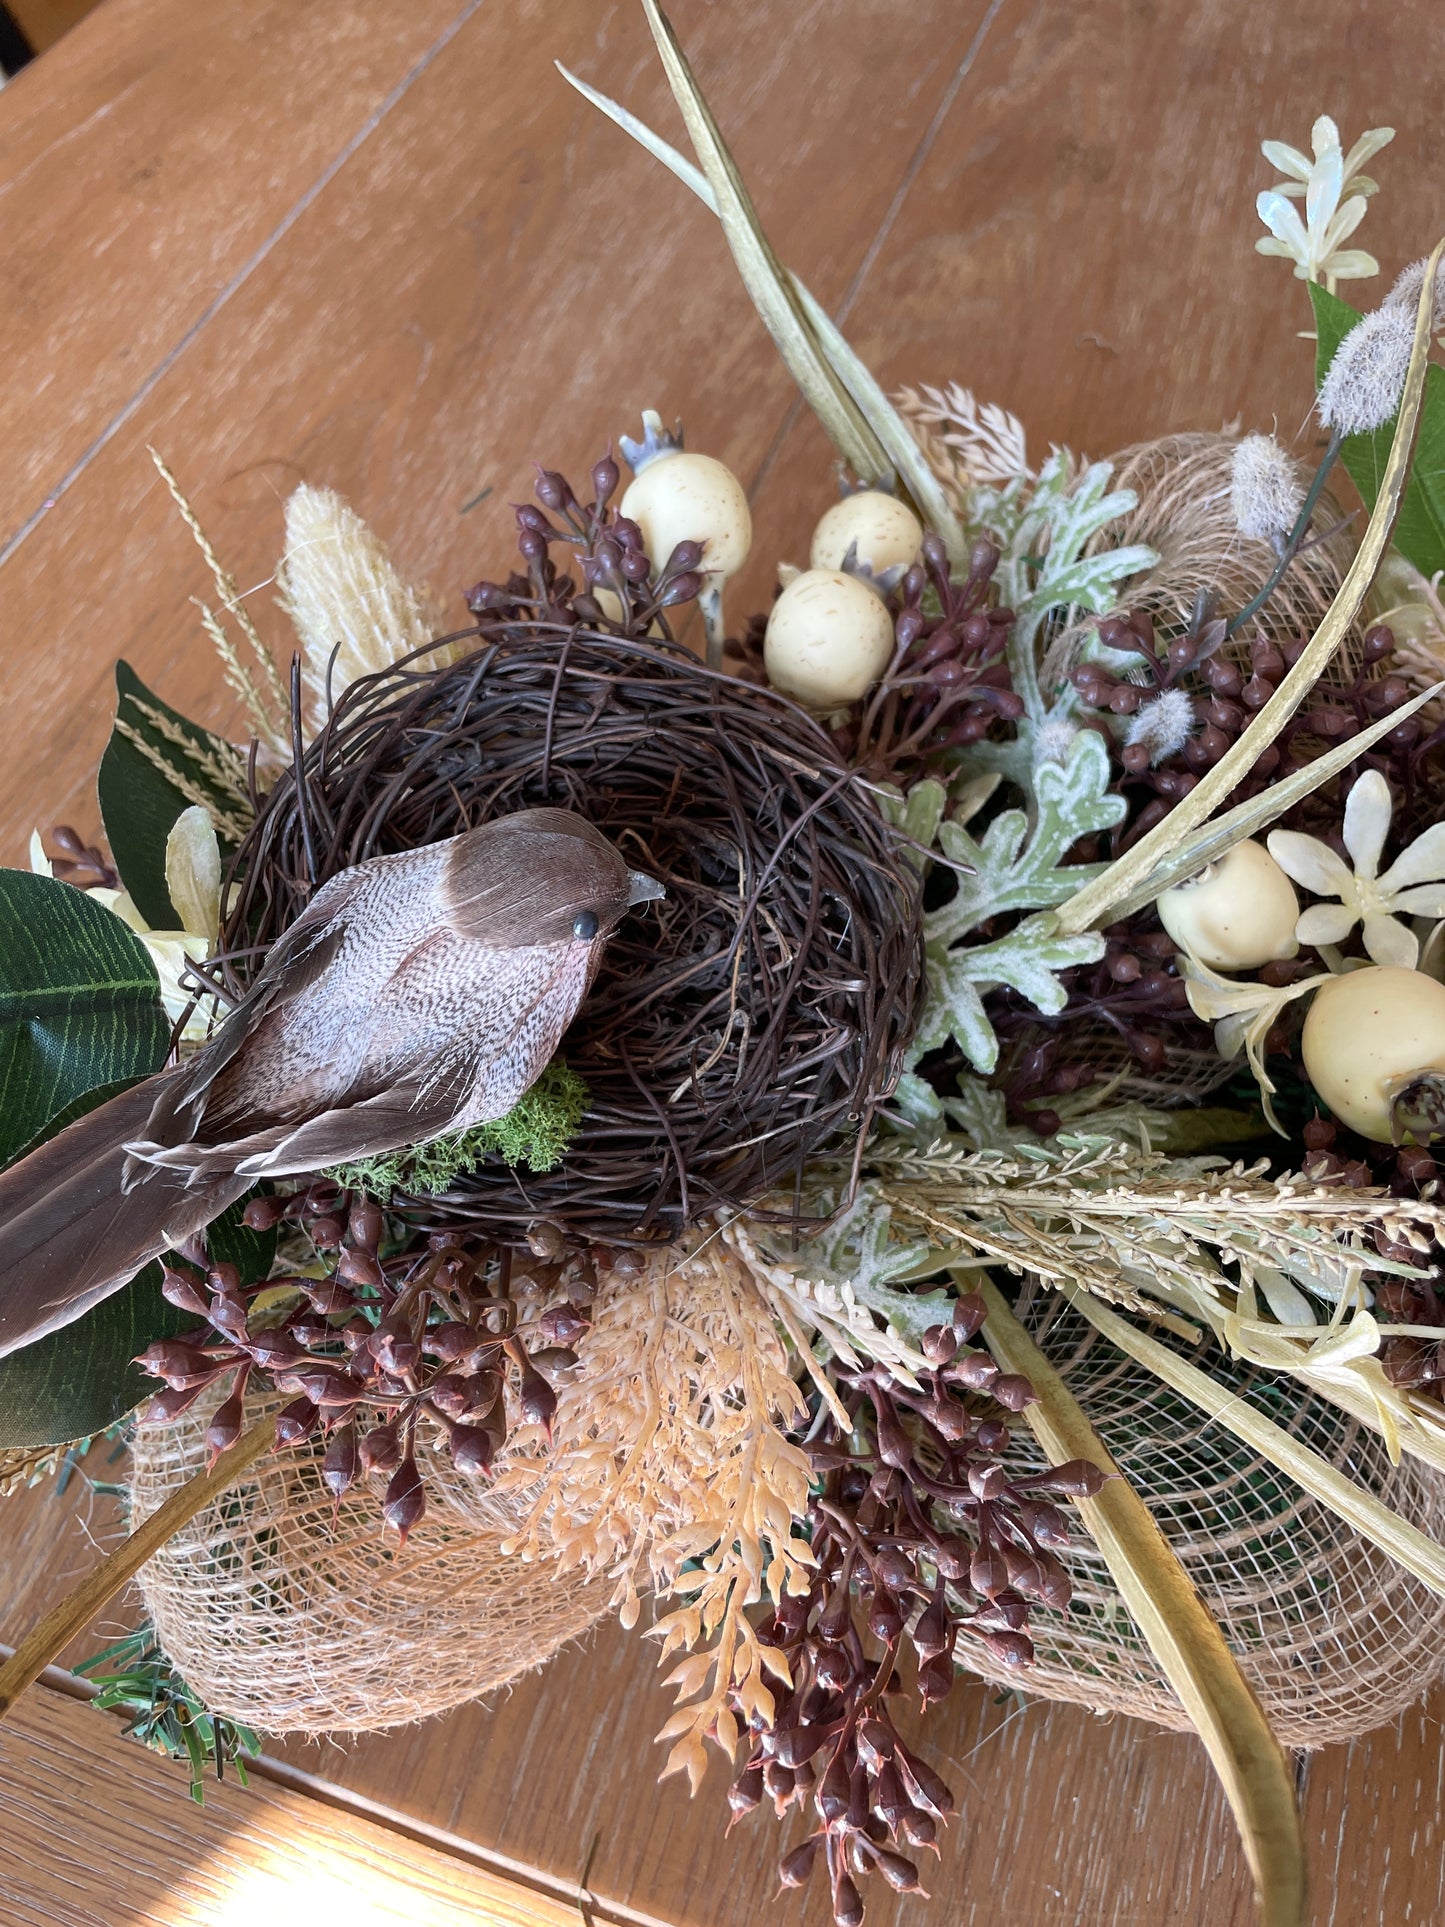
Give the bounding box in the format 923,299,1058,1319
137,1183,590,1540
729,534,1021,785
725,1293,1105,1925
1074,615,1422,851
464,455,703,641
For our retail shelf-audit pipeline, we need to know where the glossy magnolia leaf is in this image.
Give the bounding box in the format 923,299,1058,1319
1310,281,1445,578
96,661,249,930
0,869,170,1168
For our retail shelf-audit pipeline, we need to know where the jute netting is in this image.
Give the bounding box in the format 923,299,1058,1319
129,1393,610,1736
964,1288,1445,1745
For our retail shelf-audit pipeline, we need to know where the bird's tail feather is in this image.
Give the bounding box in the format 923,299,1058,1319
0,1075,248,1361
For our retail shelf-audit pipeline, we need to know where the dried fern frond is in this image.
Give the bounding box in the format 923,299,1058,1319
499,1238,815,1792
897,382,1034,493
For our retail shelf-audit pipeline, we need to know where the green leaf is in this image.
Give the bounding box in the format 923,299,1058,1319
1309,281,1445,578
96,661,250,930
0,1180,274,1450
0,870,170,1168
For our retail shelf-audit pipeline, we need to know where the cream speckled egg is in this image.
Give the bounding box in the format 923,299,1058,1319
763,568,896,706
620,451,751,581
1156,841,1299,971
810,491,923,575
1301,965,1445,1142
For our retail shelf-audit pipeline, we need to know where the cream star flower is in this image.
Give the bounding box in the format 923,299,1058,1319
1254,115,1393,289
1267,770,1445,969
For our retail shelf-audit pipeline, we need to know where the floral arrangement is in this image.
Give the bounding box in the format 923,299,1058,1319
4,12,1445,1924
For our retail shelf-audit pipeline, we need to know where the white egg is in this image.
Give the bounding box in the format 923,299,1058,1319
619,450,752,581
1301,965,1445,1142
763,568,897,706
810,491,923,575
1156,840,1299,971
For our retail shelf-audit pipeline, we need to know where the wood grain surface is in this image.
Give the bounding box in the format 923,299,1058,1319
2,0,1445,1923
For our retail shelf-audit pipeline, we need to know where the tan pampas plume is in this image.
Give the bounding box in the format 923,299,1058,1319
499,1235,816,1792
1040,431,1359,691
277,486,454,730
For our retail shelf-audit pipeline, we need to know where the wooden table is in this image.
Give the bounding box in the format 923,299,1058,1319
3,1,1445,1922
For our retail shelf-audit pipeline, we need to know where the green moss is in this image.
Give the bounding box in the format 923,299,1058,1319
324,1060,589,1201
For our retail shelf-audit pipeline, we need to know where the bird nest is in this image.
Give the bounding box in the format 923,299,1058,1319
218,627,925,1245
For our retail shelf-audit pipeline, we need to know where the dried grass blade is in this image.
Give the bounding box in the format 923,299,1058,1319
1065,1286,1445,1597
975,1277,1306,1927
0,1418,275,1722
557,60,968,556
632,2,887,481
1056,236,1445,937
1105,678,1445,920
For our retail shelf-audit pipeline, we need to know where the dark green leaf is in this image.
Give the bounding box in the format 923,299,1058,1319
1309,282,1445,577
0,869,170,1167
0,1191,274,1450
96,661,248,930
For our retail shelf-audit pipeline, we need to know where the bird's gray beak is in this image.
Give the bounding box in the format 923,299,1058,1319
627,870,667,906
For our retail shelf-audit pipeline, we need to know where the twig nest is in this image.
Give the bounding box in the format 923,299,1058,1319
1302,965,1445,1142
763,567,896,706
220,629,924,1245
619,411,751,583
810,490,923,575
1156,840,1299,971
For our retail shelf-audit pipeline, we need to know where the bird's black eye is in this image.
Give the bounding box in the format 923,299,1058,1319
573,910,600,940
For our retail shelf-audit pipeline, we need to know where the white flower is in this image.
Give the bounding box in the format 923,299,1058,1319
1316,304,1415,436
33,808,224,1043
1254,115,1393,288
1268,770,1445,968
1229,434,1305,545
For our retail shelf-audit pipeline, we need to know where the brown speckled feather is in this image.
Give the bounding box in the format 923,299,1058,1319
0,809,656,1359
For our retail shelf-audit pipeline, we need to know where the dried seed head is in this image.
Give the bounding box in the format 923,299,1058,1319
1229,433,1305,544
1318,303,1415,435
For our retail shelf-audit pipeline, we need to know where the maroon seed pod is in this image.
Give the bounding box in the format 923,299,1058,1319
895,1745,956,1819
813,1643,854,1688
428,1321,481,1365
448,1424,496,1478
358,1421,403,1475
273,1397,320,1446
980,1587,1030,1630
872,1546,914,1594
855,1717,894,1770
777,1836,823,1889
727,1762,763,1826
159,1265,211,1318
816,1753,851,1825
142,1382,208,1422
918,1653,956,1706
954,1296,990,1344
924,1394,970,1443
591,453,621,503
967,1462,1010,1501
518,1365,558,1434
208,1295,250,1342
205,1392,245,1458
303,1276,356,1316
975,1419,1010,1453
1037,1458,1107,1497
919,1322,959,1364
970,1547,1010,1597
868,1596,905,1645
308,1215,344,1251
873,1759,909,1832
383,1456,427,1542
911,1599,951,1661
1001,1547,1043,1594
931,1536,972,1581
336,1246,385,1291
322,1425,361,1499
982,1628,1035,1669
526,1221,566,1260
874,1848,928,1895
990,1372,1038,1412
1030,1550,1074,1610
241,1194,287,1232
762,1756,793,1805
347,1198,384,1250
873,1405,914,1471
900,1809,937,1851
135,1339,217,1384
246,1329,305,1372
371,1324,420,1378
946,1351,997,1391
774,1724,829,1769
